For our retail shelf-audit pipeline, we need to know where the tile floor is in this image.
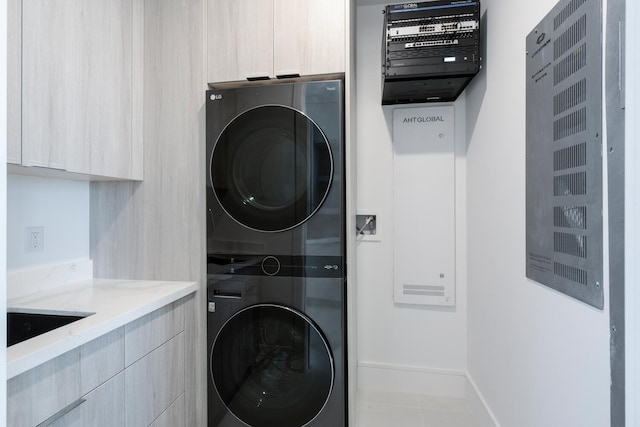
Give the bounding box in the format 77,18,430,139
356,390,477,427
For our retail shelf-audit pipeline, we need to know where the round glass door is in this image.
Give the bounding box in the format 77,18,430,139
210,105,333,232
211,304,334,427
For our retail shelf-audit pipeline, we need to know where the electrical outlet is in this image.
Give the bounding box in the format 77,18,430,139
25,226,44,253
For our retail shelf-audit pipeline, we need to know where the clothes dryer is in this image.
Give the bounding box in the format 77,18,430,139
206,79,344,260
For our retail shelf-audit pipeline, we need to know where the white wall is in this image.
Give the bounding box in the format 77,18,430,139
1,0,9,418
356,4,468,396
465,0,611,426
7,174,90,271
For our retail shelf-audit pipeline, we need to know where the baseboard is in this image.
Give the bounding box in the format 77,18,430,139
357,361,467,398
465,373,501,427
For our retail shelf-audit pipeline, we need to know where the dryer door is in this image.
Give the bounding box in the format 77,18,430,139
210,105,333,232
211,304,334,427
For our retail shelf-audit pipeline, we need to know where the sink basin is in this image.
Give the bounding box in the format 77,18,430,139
7,310,92,347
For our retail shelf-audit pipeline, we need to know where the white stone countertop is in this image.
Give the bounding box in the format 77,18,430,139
7,278,197,379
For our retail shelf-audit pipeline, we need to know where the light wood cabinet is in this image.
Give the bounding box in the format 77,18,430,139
7,297,190,427
207,0,274,82
50,373,126,427
7,0,22,165
7,348,82,426
207,0,345,83
8,0,143,180
273,0,345,78
124,298,187,427
125,334,186,427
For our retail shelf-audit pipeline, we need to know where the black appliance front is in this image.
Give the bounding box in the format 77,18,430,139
207,269,346,427
206,79,346,427
206,80,344,258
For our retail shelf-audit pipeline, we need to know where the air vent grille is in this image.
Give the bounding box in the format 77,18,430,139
553,107,587,140
554,262,588,285
554,0,587,30
553,79,587,115
402,284,446,297
553,43,586,85
553,142,587,171
554,14,587,60
554,231,587,258
554,172,587,196
554,206,587,229
526,0,602,309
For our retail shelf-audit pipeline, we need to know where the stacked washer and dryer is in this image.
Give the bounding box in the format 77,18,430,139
205,79,346,427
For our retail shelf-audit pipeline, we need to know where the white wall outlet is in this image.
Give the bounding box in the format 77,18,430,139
25,226,44,253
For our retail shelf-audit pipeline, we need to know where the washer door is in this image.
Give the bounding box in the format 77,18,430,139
211,304,334,427
210,105,333,232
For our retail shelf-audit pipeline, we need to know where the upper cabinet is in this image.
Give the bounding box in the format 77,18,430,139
8,0,143,180
273,0,345,78
208,0,274,82
207,0,345,83
7,0,22,166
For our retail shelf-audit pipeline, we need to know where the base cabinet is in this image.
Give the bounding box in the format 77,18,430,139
7,296,191,427
50,373,126,427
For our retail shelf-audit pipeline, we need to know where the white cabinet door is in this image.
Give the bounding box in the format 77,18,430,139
274,0,345,77
207,0,274,82
21,0,143,179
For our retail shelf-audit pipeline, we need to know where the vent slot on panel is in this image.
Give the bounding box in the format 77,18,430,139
553,78,587,115
554,142,587,170
553,43,587,85
554,206,587,229
554,0,588,30
553,107,587,140
554,14,587,60
554,231,587,258
402,284,446,297
554,262,588,285
554,171,587,196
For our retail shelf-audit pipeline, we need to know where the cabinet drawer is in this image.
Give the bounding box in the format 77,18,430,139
124,297,186,366
80,327,125,395
7,327,125,427
150,394,186,427
125,333,186,427
7,349,81,427
49,372,126,427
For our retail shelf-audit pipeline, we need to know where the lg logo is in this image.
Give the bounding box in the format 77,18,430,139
209,93,223,101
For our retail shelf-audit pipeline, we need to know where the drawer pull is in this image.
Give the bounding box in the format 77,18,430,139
37,398,86,426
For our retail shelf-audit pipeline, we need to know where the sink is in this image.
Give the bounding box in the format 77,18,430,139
7,310,92,347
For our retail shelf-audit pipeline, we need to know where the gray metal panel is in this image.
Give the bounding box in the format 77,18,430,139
526,0,603,309
605,0,625,424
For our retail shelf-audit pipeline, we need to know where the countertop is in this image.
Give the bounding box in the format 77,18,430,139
7,278,197,379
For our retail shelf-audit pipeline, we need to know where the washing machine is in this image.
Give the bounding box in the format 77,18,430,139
205,79,344,260
207,261,346,427
205,79,346,426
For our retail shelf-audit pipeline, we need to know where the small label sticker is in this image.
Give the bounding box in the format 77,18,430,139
208,301,216,312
